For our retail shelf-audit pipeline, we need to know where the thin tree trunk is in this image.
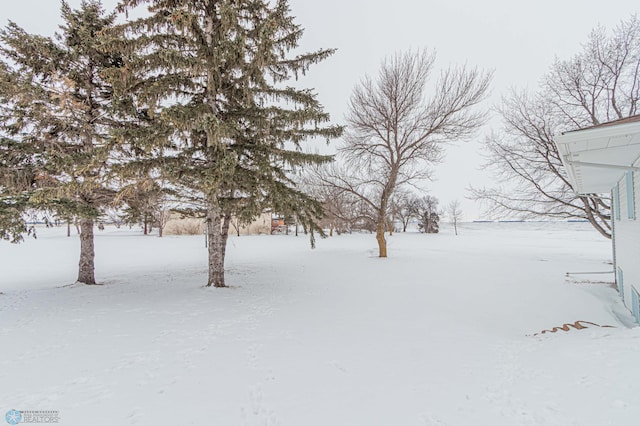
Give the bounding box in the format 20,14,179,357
77,218,96,284
157,209,163,237
67,221,71,237
376,218,387,257
206,195,226,287
454,220,458,235
234,219,240,237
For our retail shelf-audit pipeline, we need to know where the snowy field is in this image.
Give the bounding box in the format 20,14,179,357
1,222,639,426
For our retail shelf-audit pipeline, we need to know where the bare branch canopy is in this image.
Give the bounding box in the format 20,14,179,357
318,49,492,256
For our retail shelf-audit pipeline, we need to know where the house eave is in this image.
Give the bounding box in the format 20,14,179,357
555,120,640,195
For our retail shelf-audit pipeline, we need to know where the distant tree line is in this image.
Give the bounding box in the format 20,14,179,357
315,189,449,236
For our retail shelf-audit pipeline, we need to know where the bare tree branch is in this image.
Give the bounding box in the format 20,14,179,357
319,49,492,256
472,16,640,239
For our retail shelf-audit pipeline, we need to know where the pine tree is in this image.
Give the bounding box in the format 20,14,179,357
119,176,161,235
0,126,41,243
114,0,342,287
0,1,123,284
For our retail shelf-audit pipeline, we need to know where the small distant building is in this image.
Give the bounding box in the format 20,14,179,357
555,115,640,323
270,216,286,234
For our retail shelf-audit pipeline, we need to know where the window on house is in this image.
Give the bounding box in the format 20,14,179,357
626,171,635,220
617,267,624,300
632,287,640,324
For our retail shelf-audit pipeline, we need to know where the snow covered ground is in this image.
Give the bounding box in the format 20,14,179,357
1,222,639,425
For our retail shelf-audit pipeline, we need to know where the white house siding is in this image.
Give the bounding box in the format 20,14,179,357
636,170,640,214
554,116,640,322
613,166,640,320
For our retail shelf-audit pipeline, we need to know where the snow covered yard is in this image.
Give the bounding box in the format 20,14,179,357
1,223,639,426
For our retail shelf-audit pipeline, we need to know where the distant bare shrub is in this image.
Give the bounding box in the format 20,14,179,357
164,218,204,235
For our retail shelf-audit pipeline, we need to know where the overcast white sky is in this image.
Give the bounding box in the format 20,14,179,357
3,0,639,220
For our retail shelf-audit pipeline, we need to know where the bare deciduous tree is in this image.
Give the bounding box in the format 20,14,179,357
323,190,373,235
319,49,492,256
447,199,463,235
472,16,640,239
302,170,371,235
390,191,420,232
416,195,440,234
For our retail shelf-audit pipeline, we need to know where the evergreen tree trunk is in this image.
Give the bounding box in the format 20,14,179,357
77,218,96,284
206,195,226,287
67,221,71,237
221,214,231,263
376,218,387,258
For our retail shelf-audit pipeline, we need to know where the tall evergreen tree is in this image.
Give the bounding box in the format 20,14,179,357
113,0,342,287
0,1,122,284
